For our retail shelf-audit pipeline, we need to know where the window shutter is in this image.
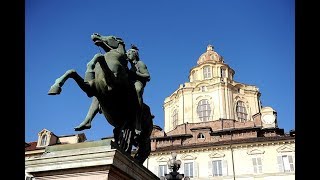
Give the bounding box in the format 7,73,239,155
258,157,262,173
288,155,295,172
252,158,257,173
277,156,284,172
190,162,194,177
165,165,168,175
257,157,262,165
154,166,159,177
208,161,213,176
184,163,189,177
252,158,257,166
222,160,228,176
194,162,198,177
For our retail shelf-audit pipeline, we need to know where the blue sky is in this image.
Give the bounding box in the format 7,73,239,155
26,0,295,142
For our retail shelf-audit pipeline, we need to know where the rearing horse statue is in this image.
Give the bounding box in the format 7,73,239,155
48,33,154,164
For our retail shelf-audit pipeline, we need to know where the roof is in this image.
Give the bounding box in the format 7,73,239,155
196,45,223,65
25,142,45,151
25,142,31,148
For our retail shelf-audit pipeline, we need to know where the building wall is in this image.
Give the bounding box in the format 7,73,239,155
164,81,260,132
163,45,261,132
59,135,81,144
144,140,295,179
150,45,294,180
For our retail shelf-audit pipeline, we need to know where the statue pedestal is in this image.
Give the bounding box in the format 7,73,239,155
25,139,159,180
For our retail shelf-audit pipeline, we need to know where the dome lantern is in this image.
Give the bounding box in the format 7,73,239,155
196,44,223,65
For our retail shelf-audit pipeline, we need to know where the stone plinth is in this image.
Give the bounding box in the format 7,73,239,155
25,139,159,180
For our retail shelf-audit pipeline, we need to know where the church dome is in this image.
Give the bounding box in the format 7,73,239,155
197,45,223,65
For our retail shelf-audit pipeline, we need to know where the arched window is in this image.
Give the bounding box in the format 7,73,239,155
197,133,205,139
236,101,247,122
40,135,47,146
172,109,178,128
203,66,212,79
197,99,211,121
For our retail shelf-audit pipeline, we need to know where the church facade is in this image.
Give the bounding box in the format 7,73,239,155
143,45,295,180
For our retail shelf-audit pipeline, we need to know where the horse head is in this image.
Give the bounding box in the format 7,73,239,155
91,33,125,54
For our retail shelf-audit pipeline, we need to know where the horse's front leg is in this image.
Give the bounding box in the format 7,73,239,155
84,53,104,82
74,96,100,131
48,69,93,97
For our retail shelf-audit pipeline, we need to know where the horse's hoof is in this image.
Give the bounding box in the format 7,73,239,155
74,124,91,131
48,85,61,95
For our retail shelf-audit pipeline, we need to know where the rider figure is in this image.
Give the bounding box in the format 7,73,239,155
75,44,151,133
127,44,151,135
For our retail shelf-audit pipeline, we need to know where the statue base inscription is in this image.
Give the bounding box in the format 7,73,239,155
25,139,159,180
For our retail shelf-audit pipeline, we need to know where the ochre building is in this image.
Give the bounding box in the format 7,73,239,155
143,45,295,180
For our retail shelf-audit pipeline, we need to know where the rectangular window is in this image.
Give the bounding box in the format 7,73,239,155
212,160,222,176
229,72,233,79
252,157,263,173
184,162,193,177
277,155,295,172
221,68,226,78
172,109,178,128
159,165,167,177
40,135,47,146
236,101,247,122
203,66,212,79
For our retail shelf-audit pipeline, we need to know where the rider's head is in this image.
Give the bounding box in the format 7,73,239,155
127,44,140,61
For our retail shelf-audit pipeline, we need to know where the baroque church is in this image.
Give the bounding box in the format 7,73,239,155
25,45,295,180
144,45,295,179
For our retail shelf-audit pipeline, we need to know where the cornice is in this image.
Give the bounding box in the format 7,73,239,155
151,134,193,140
150,136,295,154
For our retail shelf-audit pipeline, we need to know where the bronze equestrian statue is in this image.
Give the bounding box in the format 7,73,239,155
48,33,154,164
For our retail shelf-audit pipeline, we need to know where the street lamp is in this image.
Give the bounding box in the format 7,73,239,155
161,151,189,180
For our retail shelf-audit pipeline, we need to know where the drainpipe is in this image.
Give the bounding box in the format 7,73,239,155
230,131,236,180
